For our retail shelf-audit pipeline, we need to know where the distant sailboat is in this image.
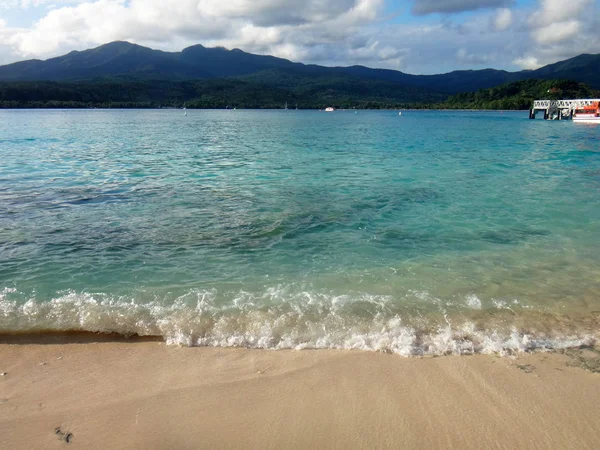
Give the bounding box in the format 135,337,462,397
183,104,187,116
295,103,298,110
284,102,288,110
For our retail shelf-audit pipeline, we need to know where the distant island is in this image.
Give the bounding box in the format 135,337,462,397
0,42,598,109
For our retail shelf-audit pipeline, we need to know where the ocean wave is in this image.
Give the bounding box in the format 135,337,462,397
0,287,596,356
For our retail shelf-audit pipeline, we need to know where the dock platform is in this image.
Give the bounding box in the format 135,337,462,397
530,99,600,120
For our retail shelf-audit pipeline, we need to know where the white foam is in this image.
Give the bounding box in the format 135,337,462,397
0,287,596,356
465,294,482,309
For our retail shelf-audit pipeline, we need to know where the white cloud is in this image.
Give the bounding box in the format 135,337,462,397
0,0,84,8
512,55,539,69
533,19,580,44
529,0,591,27
412,0,512,15
510,0,600,69
0,0,598,73
456,47,490,64
196,0,359,26
527,0,592,44
3,0,386,63
493,7,512,31
8,0,130,55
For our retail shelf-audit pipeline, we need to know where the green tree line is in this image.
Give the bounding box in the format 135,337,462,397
441,79,600,110
0,78,597,110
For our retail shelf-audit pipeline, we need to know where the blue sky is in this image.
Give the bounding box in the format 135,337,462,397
0,0,598,74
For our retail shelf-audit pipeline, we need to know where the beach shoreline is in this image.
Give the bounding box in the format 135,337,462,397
1,334,599,449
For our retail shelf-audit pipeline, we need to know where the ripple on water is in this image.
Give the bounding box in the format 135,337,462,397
0,110,599,354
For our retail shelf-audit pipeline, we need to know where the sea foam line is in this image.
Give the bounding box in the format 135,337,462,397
0,288,596,356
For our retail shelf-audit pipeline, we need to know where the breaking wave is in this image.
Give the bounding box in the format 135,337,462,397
0,286,596,356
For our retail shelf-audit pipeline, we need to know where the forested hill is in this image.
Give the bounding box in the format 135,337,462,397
441,79,600,110
0,41,598,109
1,78,597,110
0,41,599,93
0,77,446,109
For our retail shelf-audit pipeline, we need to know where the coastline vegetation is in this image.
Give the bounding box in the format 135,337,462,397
0,78,597,110
442,79,600,110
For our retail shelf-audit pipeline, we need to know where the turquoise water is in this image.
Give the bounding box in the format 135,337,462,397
1,109,599,354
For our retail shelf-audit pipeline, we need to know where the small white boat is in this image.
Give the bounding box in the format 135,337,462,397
573,102,600,123
325,107,335,112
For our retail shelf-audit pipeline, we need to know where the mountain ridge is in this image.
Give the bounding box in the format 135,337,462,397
1,41,599,93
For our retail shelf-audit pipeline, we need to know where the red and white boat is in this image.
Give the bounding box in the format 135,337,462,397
573,102,600,123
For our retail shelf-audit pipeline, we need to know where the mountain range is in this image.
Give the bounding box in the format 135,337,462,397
0,42,598,109
1,41,599,94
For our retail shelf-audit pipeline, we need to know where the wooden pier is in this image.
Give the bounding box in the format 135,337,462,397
530,99,600,120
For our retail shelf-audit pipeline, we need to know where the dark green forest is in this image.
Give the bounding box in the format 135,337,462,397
0,76,445,109
442,79,600,110
0,78,597,110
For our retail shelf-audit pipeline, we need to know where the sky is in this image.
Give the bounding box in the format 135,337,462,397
0,0,598,74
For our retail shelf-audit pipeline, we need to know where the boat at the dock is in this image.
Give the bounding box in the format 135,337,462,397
573,102,600,123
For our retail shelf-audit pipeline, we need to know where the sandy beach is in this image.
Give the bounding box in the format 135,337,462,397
0,335,598,449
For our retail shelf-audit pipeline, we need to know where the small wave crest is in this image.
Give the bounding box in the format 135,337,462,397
0,287,596,356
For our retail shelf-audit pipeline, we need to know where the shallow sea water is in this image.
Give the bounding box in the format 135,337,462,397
1,109,599,354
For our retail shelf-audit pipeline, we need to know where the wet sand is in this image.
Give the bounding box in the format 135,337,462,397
0,334,599,449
